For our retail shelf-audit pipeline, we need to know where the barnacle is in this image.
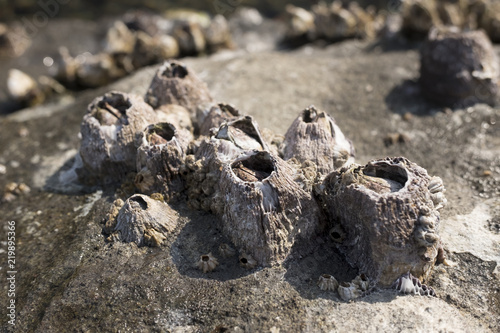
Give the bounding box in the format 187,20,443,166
197,253,219,273
329,225,346,243
392,272,436,297
318,274,339,291
218,243,236,258
239,253,257,269
352,274,370,292
337,282,361,301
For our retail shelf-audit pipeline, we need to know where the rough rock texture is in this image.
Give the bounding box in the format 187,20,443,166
78,91,159,184
283,105,355,174
0,23,499,333
420,27,500,106
319,157,444,286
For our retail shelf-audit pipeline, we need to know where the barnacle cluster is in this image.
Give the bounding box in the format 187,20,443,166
284,1,385,44
392,272,436,297
74,60,447,294
318,273,370,302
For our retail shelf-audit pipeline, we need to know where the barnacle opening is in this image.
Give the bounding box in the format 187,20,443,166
217,116,265,150
240,257,248,264
329,225,346,243
146,123,176,145
130,196,148,210
162,63,188,78
363,163,408,191
232,152,275,182
302,106,318,123
201,255,210,262
321,274,332,279
95,93,132,125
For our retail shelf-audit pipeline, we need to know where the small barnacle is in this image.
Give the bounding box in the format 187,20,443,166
418,214,437,229
428,176,447,210
239,253,257,269
103,198,125,234
134,168,155,193
218,243,236,258
391,272,436,297
414,227,439,247
352,273,370,292
197,253,219,273
317,274,339,291
337,282,361,301
329,225,346,243
143,228,166,247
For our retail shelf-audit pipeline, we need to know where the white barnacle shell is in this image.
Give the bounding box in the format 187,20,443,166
218,243,236,258
239,253,257,269
113,194,178,246
428,176,447,210
352,273,370,292
392,272,436,297
318,274,339,291
197,253,219,273
337,282,361,301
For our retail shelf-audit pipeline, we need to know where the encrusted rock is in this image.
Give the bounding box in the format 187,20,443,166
419,27,500,106
113,194,178,246
135,122,192,199
144,61,214,125
319,157,446,286
79,91,159,184
283,105,355,175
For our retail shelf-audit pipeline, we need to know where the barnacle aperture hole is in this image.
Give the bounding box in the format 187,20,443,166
232,152,275,182
95,93,132,125
162,63,188,78
363,163,408,191
302,107,318,123
201,255,210,262
360,273,368,281
130,196,148,210
147,123,176,144
321,274,332,279
240,257,248,264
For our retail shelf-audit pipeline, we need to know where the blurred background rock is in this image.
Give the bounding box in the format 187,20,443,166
0,0,394,21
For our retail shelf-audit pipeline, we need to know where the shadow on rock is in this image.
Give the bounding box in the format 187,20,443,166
385,79,440,116
170,207,260,281
283,235,357,301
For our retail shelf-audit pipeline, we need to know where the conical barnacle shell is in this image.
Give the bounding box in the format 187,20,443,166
0,23,31,57
130,31,180,69
216,150,321,266
312,1,357,41
7,69,44,106
76,52,126,88
156,104,193,135
318,274,339,291
197,253,219,273
401,0,441,39
319,157,445,286
113,194,178,246
218,243,236,257
186,115,268,213
284,4,315,39
239,253,257,269
172,20,206,56
392,272,436,297
420,27,500,106
352,273,370,292
283,105,355,175
79,91,159,184
135,122,192,199
105,20,136,54
144,60,214,125
337,282,361,301
198,103,240,136
203,15,232,52
49,47,78,86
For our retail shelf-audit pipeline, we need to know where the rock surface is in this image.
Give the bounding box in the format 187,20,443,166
0,21,499,333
